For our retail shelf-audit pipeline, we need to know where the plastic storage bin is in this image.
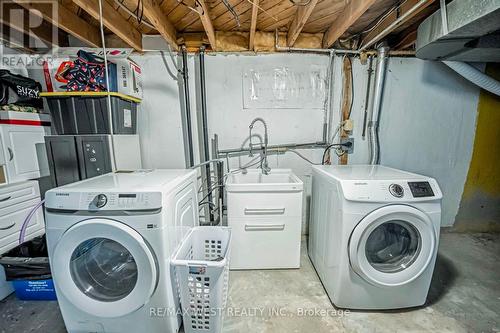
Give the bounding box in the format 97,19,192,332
0,236,56,301
12,279,56,300
171,227,231,333
41,92,139,135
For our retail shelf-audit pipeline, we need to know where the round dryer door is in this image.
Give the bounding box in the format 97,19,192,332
52,218,158,318
349,205,436,287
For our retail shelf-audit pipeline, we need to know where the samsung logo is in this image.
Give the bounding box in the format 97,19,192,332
354,182,368,185
55,193,70,196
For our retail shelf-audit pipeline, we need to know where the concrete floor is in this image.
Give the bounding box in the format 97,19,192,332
1,232,499,333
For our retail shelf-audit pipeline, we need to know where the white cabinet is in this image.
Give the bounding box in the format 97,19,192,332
226,170,304,270
0,181,45,254
0,124,50,183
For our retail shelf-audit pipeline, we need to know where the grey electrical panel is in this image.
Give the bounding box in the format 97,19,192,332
45,135,112,187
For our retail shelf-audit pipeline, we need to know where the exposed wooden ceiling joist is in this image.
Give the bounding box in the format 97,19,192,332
287,0,319,47
393,29,418,50
249,0,259,50
142,0,179,51
14,0,102,48
195,0,216,49
360,0,434,50
72,0,142,51
323,0,377,48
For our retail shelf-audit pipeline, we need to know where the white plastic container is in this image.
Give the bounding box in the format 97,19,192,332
171,227,231,333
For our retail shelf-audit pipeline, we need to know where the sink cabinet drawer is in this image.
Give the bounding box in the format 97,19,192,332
0,198,45,254
227,192,303,218
228,216,301,270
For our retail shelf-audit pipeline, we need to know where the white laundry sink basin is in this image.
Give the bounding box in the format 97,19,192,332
225,168,304,269
226,169,303,192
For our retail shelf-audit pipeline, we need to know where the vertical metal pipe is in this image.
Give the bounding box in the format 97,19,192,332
196,46,214,223
362,56,374,139
178,46,195,167
368,47,389,165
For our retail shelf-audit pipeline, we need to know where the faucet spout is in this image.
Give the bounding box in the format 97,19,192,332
248,117,271,175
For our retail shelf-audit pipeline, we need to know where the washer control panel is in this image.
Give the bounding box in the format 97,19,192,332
93,194,108,208
389,184,404,198
44,191,163,210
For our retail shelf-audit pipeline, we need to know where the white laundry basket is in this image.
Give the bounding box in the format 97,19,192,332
171,226,231,333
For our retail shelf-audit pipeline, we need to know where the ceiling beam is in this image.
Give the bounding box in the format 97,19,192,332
195,0,216,49
323,0,377,48
15,0,101,48
141,0,179,51
72,0,142,51
393,29,418,50
249,0,259,50
287,0,319,47
360,0,435,50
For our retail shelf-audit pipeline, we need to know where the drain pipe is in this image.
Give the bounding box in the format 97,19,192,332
368,47,389,165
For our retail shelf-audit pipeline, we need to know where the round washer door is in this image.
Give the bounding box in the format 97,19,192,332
349,205,436,287
52,218,157,318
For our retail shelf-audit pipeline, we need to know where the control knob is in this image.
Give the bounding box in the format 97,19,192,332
94,194,108,208
389,184,404,198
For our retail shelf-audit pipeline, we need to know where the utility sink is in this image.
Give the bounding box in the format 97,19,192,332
226,169,303,192
225,168,304,270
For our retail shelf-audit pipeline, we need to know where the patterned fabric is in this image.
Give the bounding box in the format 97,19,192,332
0,104,41,113
55,50,109,92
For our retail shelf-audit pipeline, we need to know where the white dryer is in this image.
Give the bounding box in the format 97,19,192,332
44,169,198,333
309,165,442,310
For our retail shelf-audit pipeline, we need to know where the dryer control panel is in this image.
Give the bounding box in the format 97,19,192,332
340,179,442,202
408,182,434,198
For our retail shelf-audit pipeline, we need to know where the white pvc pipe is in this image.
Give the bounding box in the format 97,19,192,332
444,61,500,97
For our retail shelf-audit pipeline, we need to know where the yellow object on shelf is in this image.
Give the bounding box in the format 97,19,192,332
40,91,141,104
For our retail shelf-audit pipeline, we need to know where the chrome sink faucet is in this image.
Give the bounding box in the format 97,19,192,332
249,117,271,175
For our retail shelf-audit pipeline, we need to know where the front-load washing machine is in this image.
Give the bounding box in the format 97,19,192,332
45,169,198,333
309,165,442,309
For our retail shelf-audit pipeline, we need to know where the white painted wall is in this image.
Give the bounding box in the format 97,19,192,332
117,52,480,229
328,56,480,227
377,58,479,227
131,53,186,169
200,53,480,229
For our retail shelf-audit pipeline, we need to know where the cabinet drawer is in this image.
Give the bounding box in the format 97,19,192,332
0,198,45,254
227,191,303,218
0,181,40,211
228,216,301,270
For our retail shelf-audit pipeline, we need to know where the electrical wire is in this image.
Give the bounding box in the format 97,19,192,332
178,0,204,15
160,50,178,81
115,0,155,29
286,149,322,165
322,143,348,165
289,0,312,6
98,0,118,170
221,0,240,27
